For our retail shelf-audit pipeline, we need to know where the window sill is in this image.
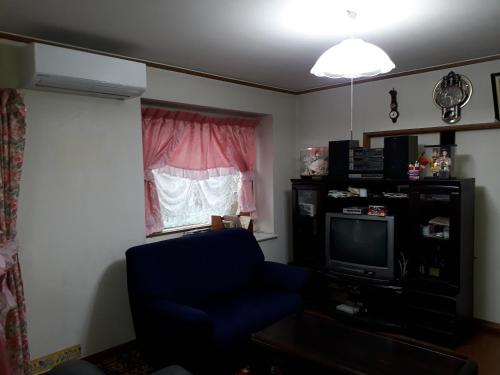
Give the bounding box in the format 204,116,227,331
253,231,278,242
147,224,211,238
145,229,277,244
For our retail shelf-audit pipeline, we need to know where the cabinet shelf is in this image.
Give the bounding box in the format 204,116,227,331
331,308,405,330
404,286,458,301
406,276,459,295
407,304,456,319
407,322,457,338
418,198,451,205
420,235,450,241
327,196,409,201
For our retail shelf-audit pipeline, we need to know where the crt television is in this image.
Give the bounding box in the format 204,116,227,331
325,213,395,281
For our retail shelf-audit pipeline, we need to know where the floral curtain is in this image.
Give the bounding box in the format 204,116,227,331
0,90,30,374
142,108,258,235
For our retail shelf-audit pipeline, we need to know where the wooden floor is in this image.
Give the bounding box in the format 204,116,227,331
380,325,500,375
455,328,500,375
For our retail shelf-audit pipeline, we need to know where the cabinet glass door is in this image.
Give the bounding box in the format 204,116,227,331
297,189,318,217
410,186,460,289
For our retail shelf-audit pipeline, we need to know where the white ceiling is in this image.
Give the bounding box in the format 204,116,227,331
1,0,500,92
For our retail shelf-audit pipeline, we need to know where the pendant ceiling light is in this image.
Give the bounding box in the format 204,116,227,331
310,10,395,79
310,11,395,139
310,38,395,79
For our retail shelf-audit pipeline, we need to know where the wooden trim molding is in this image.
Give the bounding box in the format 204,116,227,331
141,98,265,118
296,53,500,95
3,31,500,96
0,31,295,95
363,122,500,147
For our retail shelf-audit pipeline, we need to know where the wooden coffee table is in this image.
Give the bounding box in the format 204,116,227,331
251,312,477,375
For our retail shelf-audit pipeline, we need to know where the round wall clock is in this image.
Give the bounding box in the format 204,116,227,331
433,71,472,124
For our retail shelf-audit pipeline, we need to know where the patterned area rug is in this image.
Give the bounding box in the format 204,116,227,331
85,342,153,375
84,341,285,375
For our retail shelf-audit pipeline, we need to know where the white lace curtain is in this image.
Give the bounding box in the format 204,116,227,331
153,169,241,229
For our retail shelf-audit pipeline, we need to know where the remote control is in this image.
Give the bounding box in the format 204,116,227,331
336,304,360,315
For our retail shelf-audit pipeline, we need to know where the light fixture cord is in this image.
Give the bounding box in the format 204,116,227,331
350,77,354,141
347,10,356,141
347,10,357,39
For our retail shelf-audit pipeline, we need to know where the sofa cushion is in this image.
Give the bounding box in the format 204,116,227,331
127,229,265,306
202,289,302,348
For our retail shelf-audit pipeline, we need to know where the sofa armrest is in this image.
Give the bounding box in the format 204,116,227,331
135,299,213,348
253,261,309,292
142,298,212,328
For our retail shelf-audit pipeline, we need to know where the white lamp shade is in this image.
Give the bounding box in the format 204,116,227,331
310,38,395,79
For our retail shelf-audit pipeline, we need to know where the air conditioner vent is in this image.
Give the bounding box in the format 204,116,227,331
22,43,146,100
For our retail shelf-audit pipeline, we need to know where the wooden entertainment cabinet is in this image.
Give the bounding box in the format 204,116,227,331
291,177,475,345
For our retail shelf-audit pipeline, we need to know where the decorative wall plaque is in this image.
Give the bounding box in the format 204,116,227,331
389,88,399,123
491,72,500,121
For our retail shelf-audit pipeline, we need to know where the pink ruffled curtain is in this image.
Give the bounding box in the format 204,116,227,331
0,90,30,374
142,108,258,235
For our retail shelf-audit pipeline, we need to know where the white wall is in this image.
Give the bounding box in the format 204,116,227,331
0,42,296,359
144,67,297,262
297,60,500,323
0,40,21,88
18,91,145,358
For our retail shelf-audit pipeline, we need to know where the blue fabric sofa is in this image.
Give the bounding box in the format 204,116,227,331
126,228,308,370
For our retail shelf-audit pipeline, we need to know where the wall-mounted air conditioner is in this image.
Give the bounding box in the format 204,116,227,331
21,43,146,99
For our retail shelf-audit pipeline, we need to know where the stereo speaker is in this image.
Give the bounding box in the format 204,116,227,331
329,140,359,180
383,135,418,179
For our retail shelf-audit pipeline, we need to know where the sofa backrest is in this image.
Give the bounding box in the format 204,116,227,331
126,228,265,306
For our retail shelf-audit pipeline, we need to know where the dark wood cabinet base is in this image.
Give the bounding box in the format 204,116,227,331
292,178,475,345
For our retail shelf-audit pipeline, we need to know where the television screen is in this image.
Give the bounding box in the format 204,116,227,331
330,217,388,267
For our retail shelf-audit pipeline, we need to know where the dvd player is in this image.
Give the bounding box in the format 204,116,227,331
342,206,368,215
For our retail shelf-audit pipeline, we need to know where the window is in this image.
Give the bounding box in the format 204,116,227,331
142,107,258,235
153,169,241,230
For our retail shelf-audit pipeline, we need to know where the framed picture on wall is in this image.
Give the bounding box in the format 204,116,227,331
491,72,500,121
